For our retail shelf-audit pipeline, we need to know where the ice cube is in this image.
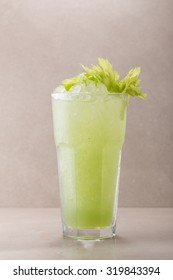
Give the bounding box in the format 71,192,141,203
71,85,82,93
96,83,108,94
84,81,97,94
53,85,66,93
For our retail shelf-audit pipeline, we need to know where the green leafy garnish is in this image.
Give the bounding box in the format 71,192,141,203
62,58,147,99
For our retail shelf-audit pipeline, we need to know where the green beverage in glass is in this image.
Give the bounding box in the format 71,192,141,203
51,58,147,239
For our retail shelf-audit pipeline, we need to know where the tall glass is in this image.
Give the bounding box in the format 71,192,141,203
51,92,128,239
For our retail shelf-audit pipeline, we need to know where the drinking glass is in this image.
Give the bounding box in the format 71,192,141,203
51,91,128,239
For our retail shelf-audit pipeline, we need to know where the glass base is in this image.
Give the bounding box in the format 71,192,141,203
63,224,116,240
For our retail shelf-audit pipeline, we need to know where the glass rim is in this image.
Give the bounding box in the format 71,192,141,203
51,91,128,99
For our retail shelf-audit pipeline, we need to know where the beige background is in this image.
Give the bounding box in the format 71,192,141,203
0,0,172,207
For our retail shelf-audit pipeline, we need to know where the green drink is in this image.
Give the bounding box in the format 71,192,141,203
51,58,147,239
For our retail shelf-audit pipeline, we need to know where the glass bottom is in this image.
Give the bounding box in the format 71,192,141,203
63,224,116,240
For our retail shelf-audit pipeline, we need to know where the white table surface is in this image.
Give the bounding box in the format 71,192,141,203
0,208,172,260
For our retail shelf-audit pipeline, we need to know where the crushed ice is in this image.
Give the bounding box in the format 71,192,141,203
52,81,112,101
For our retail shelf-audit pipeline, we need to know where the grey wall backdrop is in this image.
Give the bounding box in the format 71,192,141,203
0,0,172,207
